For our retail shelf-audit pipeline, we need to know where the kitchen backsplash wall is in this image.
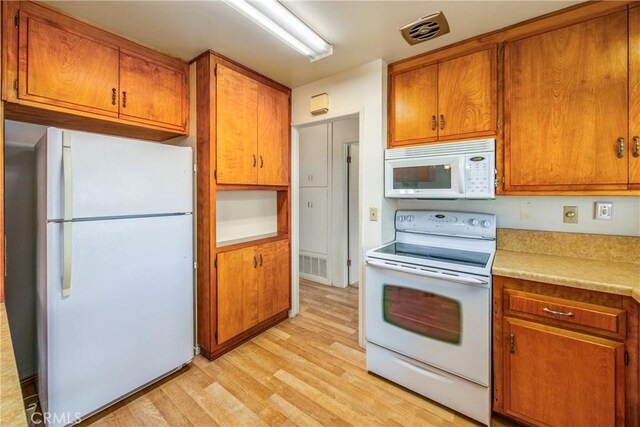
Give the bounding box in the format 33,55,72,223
396,196,640,237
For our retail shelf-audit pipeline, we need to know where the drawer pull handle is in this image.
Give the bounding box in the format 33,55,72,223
543,307,574,317
617,137,625,158
431,115,437,131
633,136,640,158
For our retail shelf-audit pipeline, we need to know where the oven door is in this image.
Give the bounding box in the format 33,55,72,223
365,259,490,386
385,154,464,199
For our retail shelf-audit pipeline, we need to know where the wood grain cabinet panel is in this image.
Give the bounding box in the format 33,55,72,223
503,317,625,427
217,246,258,344
216,64,258,185
257,241,290,323
437,48,496,140
390,64,438,146
18,12,119,116
119,51,186,130
630,6,640,188
504,11,629,190
257,84,289,186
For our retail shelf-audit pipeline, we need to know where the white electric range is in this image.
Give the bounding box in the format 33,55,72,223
365,210,496,425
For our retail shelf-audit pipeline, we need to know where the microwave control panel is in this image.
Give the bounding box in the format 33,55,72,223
464,152,495,199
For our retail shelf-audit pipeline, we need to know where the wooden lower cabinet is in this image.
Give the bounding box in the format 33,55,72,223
215,240,291,351
493,276,638,427
502,317,625,426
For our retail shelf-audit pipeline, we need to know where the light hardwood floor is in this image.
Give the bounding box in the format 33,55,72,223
83,280,516,426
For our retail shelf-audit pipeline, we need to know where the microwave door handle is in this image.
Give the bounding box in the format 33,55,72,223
366,260,487,285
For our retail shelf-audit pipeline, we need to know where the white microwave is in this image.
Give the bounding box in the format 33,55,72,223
385,139,496,199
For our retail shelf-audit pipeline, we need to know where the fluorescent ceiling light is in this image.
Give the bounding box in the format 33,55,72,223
223,0,333,62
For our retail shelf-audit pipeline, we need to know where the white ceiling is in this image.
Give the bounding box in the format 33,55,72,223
44,1,582,88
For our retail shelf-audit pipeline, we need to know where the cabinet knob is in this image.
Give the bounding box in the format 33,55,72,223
252,154,257,167
253,255,258,269
633,136,639,158
617,137,625,158
111,88,116,106
260,156,264,168
431,115,436,131
259,254,263,266
439,114,445,130
122,91,127,108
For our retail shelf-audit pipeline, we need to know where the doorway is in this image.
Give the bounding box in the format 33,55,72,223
346,142,359,287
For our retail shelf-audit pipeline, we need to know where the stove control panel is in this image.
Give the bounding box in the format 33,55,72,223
395,210,496,239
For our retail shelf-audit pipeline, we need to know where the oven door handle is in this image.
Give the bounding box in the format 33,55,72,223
366,259,488,286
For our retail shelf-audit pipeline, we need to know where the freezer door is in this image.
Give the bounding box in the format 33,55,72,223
42,215,193,425
46,128,192,220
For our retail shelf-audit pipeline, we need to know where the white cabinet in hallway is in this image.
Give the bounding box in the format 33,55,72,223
299,187,329,255
299,123,329,187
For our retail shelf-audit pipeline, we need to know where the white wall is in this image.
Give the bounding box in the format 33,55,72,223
5,143,39,379
397,196,640,237
216,191,278,243
292,59,390,344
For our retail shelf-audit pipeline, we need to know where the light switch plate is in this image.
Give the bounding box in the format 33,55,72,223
563,206,578,224
595,202,613,220
369,207,378,222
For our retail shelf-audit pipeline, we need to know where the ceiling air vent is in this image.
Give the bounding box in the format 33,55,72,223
400,12,450,45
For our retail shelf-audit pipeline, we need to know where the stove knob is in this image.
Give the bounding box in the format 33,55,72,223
469,218,479,226
407,215,414,222
398,215,405,222
481,220,491,228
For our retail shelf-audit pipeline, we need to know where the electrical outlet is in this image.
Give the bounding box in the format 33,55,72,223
595,202,613,220
369,207,378,222
563,206,578,224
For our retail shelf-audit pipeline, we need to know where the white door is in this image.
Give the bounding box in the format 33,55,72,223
299,123,328,187
42,215,193,425
347,144,359,285
307,187,328,254
299,188,310,252
45,128,192,220
365,262,490,386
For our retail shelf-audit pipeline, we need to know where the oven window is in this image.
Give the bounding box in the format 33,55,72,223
392,165,452,190
383,285,461,344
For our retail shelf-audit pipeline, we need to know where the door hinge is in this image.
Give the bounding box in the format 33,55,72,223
193,261,197,270
214,331,218,341
193,164,197,173
509,333,515,353
14,15,19,28
214,256,217,268
347,259,352,267
347,155,352,164
496,117,501,129
214,169,217,180
625,351,629,366
214,65,217,77
13,79,18,92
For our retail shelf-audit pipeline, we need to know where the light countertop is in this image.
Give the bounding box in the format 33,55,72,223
1,303,27,427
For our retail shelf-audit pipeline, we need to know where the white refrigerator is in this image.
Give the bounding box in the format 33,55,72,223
35,128,194,426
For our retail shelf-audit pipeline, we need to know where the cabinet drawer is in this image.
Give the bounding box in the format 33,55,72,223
504,290,626,337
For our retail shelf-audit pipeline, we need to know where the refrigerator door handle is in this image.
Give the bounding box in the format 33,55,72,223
62,132,73,297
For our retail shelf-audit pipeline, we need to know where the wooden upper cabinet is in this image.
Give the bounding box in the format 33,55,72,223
630,6,640,188
216,64,258,185
217,246,258,345
119,51,187,130
503,317,624,427
504,11,629,191
257,241,290,323
18,9,120,116
257,84,289,186
390,64,438,146
388,47,497,148
437,48,496,140
3,1,188,141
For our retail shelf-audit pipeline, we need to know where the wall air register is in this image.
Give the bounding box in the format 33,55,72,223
400,11,450,45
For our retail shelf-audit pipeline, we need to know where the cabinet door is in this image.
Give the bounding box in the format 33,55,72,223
630,6,640,188
258,84,289,186
503,318,625,427
257,240,290,322
119,51,186,130
437,48,496,140
217,246,258,344
307,188,328,255
18,9,119,116
299,188,310,252
390,64,438,146
299,123,328,187
505,12,629,190
217,65,258,185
